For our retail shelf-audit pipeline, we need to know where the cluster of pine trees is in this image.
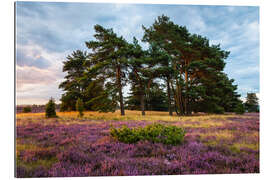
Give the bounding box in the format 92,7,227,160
59,15,243,116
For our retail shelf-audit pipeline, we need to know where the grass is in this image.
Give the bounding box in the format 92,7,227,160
16,110,238,125
199,130,235,140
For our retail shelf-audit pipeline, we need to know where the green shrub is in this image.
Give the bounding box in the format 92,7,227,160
234,103,245,114
110,123,185,145
22,106,31,113
76,98,84,117
45,98,57,118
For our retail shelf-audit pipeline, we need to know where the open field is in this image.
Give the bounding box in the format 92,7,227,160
16,111,259,177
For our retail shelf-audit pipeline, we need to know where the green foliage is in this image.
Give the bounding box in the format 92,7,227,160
142,15,239,115
86,24,130,115
244,93,259,112
234,103,245,114
126,83,168,111
212,105,225,114
45,98,57,118
59,50,88,111
59,50,116,112
84,80,117,112
22,106,31,113
76,98,84,117
110,123,185,145
57,15,242,115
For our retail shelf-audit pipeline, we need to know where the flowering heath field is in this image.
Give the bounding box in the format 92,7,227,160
16,111,259,177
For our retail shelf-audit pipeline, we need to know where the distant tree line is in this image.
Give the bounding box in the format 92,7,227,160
59,15,254,116
16,104,60,113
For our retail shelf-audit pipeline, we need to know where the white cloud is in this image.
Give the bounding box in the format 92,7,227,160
16,66,64,105
16,66,58,90
15,42,68,105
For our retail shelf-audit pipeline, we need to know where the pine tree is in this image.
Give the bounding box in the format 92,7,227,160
147,42,174,115
45,97,57,118
143,15,191,115
142,15,184,115
59,50,112,112
57,15,242,115
143,15,239,115
127,38,160,115
245,93,259,112
85,25,129,115
59,50,88,111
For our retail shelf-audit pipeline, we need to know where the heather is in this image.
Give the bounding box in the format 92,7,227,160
16,111,259,177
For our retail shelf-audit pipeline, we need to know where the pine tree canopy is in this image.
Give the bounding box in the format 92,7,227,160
58,15,243,116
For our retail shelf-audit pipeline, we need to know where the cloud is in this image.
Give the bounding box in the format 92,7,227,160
15,42,68,102
16,66,58,89
15,2,259,104
16,80,64,105
16,65,65,104
16,47,51,69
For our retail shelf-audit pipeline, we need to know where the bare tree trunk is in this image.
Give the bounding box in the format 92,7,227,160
119,88,125,116
140,93,145,116
167,79,172,116
171,80,182,116
117,66,125,116
176,80,184,115
184,60,188,115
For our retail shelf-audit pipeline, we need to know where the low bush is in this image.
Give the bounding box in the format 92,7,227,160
110,123,185,145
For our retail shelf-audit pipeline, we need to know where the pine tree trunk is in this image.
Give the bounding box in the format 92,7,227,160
175,100,180,116
140,93,145,116
167,79,172,116
184,60,188,115
119,88,125,116
117,66,125,116
171,80,182,116
176,80,184,115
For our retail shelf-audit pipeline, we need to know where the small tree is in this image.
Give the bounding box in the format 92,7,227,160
76,98,84,117
45,97,57,118
23,106,31,113
244,93,259,112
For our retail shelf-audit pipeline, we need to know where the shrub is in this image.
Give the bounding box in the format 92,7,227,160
45,98,57,118
23,106,31,113
110,123,185,145
234,103,245,114
76,98,84,117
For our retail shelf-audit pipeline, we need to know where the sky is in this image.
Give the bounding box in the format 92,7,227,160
15,1,259,105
